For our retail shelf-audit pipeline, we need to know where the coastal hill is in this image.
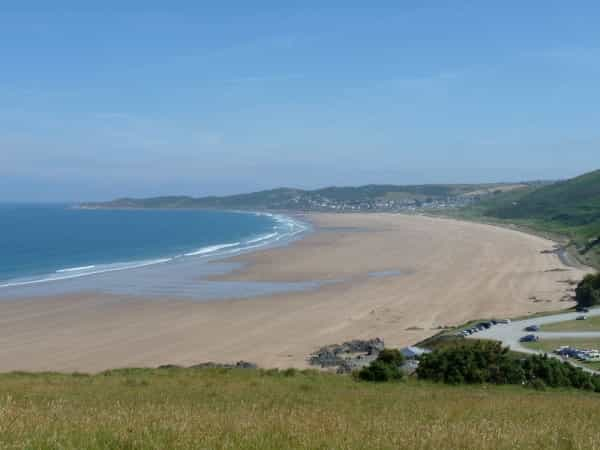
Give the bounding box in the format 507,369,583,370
484,169,600,227
82,171,600,268
458,169,600,268
81,182,532,212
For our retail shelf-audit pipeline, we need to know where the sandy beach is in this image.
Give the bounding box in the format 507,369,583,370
0,213,590,372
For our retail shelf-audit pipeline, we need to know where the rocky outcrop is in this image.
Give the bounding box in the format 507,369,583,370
158,361,258,370
309,338,384,373
335,353,379,374
190,361,258,369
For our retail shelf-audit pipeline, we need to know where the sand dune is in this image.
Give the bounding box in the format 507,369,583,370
0,213,590,372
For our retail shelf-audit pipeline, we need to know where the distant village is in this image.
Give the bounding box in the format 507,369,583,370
283,193,478,212
83,182,537,213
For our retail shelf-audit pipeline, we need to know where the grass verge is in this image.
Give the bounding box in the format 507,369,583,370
523,338,600,354
541,315,600,332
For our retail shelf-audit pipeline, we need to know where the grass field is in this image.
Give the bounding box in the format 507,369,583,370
541,315,600,332
524,338,600,353
1,368,600,449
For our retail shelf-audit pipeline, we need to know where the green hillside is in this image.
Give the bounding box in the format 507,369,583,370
1,368,600,449
81,183,525,211
95,188,305,210
454,170,600,268
486,170,600,227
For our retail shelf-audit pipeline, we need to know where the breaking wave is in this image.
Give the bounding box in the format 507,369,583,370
0,212,309,290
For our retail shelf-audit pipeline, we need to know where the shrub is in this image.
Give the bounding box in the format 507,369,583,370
575,273,600,307
417,341,518,385
417,341,600,393
529,378,547,391
282,368,298,377
357,349,404,382
376,349,405,366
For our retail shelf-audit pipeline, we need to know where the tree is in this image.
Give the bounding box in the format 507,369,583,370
417,341,518,385
575,273,600,307
417,342,600,393
357,349,405,382
376,348,405,366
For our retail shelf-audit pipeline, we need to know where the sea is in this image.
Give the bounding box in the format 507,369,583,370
0,204,311,300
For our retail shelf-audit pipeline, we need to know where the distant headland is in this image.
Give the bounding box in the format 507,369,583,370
80,182,539,213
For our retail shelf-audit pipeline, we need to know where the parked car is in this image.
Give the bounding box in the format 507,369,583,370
520,334,539,343
497,319,511,324
576,315,587,321
525,325,540,332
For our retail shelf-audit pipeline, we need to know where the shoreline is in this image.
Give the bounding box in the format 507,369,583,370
0,212,591,373
425,210,595,271
0,209,311,297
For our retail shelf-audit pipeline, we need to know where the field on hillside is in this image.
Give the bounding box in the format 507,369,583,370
1,368,600,449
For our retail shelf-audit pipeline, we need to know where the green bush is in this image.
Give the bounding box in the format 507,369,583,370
357,349,405,382
282,368,298,377
575,273,600,307
417,341,515,384
376,348,405,366
529,378,547,391
417,341,600,393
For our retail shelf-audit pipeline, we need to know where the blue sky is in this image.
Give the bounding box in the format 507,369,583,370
1,2,599,201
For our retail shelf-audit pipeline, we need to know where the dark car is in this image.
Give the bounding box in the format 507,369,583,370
519,334,539,343
525,325,540,332
576,307,590,313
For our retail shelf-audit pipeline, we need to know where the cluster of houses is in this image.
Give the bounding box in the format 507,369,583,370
554,346,600,362
286,194,475,212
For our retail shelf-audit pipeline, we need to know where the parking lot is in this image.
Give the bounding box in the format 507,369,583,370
465,308,600,373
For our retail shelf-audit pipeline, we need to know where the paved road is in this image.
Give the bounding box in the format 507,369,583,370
467,308,600,373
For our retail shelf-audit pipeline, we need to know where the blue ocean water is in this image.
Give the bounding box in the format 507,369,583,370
0,204,305,290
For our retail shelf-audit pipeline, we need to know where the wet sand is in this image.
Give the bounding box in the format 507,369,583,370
0,213,590,372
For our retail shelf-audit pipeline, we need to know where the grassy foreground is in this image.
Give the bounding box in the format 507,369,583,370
1,368,600,449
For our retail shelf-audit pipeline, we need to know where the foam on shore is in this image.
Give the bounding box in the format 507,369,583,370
0,212,309,291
